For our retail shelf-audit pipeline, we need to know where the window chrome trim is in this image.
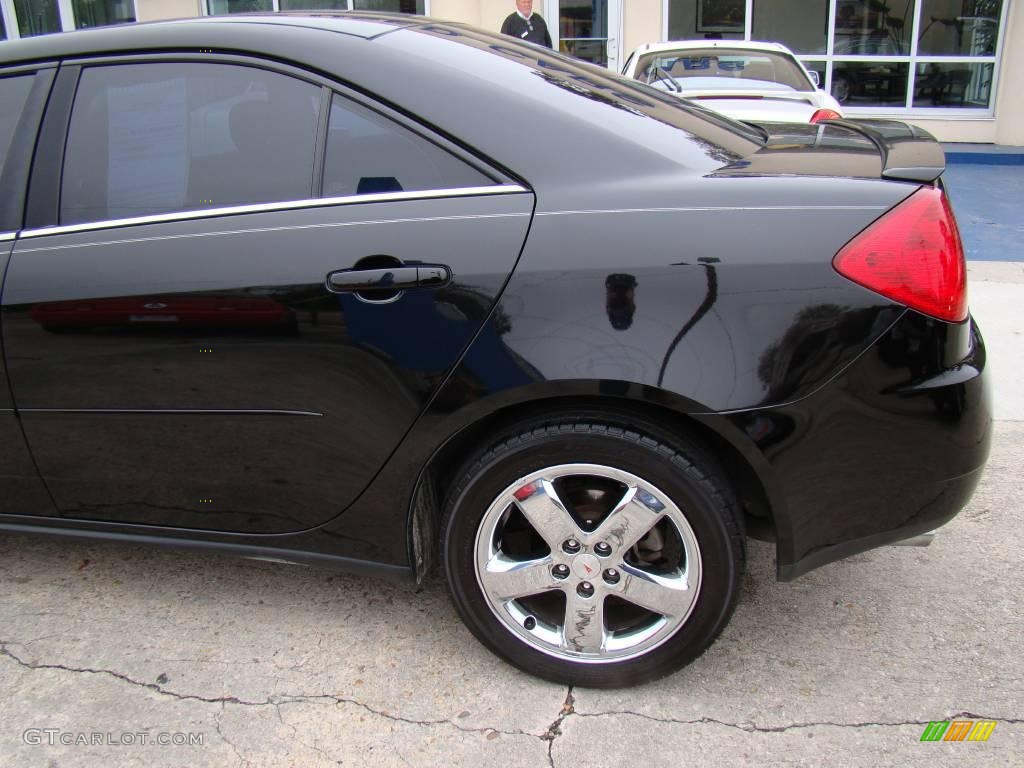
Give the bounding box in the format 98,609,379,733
19,185,530,240
0,232,16,242
19,408,323,416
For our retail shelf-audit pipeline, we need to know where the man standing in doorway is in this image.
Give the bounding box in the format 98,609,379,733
500,0,553,48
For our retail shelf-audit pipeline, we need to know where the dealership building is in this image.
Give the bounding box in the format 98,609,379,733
1,0,1020,144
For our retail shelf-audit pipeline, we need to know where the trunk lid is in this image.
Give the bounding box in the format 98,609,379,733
713,119,945,183
686,93,818,123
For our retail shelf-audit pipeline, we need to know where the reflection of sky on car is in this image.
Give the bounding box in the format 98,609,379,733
326,100,391,138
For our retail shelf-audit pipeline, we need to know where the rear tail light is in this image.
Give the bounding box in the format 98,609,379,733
810,108,842,123
832,186,967,322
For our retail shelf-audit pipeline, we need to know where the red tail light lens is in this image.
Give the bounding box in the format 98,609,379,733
833,186,967,322
810,108,842,123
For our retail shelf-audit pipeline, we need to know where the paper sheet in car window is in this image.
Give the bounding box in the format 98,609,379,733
106,78,188,219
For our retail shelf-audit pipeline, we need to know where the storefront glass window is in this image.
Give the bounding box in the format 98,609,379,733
207,0,272,12
209,0,423,13
14,0,62,36
351,0,424,11
668,0,1006,112
831,61,909,105
918,0,1001,55
752,1,829,55
912,60,993,107
278,0,345,9
834,0,914,55
802,60,827,88
667,0,745,41
72,0,135,29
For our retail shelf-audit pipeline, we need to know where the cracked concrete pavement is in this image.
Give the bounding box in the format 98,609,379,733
1,264,1021,767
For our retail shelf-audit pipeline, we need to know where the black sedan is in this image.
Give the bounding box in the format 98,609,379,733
0,13,990,688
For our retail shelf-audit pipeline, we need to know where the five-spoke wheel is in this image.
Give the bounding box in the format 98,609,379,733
442,420,744,687
475,464,702,662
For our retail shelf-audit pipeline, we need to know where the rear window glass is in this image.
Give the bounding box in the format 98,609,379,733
0,74,35,183
635,50,813,93
414,23,764,158
322,93,493,197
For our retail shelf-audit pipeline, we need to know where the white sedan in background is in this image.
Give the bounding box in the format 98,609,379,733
622,40,843,124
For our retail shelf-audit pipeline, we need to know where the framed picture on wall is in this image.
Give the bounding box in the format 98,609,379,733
697,0,745,33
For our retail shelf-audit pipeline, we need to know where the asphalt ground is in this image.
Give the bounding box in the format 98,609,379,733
1,163,1022,767
945,163,1024,262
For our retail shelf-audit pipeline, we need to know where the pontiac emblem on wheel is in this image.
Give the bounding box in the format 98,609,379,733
571,554,601,580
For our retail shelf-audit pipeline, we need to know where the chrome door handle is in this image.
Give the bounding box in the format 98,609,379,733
325,264,451,294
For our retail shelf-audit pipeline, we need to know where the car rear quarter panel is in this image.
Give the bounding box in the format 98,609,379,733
500,174,914,412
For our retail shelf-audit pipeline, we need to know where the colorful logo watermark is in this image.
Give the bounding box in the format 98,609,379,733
920,720,997,742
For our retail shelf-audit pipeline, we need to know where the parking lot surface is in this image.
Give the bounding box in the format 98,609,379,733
2,387,1021,766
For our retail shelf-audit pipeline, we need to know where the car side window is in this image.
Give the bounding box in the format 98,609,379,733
60,63,321,225
321,93,493,198
0,74,36,184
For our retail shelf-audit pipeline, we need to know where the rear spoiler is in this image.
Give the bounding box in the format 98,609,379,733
826,118,945,183
685,90,816,103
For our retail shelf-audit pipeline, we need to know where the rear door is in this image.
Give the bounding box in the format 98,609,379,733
0,65,57,517
2,56,533,533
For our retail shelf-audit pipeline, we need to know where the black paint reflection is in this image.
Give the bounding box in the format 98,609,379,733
605,274,637,330
757,304,900,404
658,262,717,387
30,294,299,334
340,285,537,399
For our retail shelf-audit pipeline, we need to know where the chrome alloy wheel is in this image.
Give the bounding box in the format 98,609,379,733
474,463,702,663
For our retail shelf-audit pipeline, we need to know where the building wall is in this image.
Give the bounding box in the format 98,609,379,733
906,0,1022,144
994,0,1024,145
429,0,501,28
136,0,199,22
622,0,660,69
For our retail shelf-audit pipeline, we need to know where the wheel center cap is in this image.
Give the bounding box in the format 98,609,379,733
571,553,601,580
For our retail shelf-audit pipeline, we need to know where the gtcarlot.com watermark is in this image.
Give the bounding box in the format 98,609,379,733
23,729,204,747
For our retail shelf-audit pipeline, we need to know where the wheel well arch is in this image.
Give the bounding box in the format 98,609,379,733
408,393,778,583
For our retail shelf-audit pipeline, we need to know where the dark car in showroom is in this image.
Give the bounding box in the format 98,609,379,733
0,13,990,688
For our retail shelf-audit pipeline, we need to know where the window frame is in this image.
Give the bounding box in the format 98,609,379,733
0,65,56,233
661,0,1010,118
24,52,515,234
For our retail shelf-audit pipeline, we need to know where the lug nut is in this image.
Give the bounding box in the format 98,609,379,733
562,538,581,554
594,542,612,557
577,581,594,598
603,568,620,585
523,616,537,630
552,564,570,580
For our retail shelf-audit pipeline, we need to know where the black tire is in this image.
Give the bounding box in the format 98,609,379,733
441,418,745,688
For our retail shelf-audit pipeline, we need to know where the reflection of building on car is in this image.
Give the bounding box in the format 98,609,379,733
30,296,298,333
605,273,637,331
